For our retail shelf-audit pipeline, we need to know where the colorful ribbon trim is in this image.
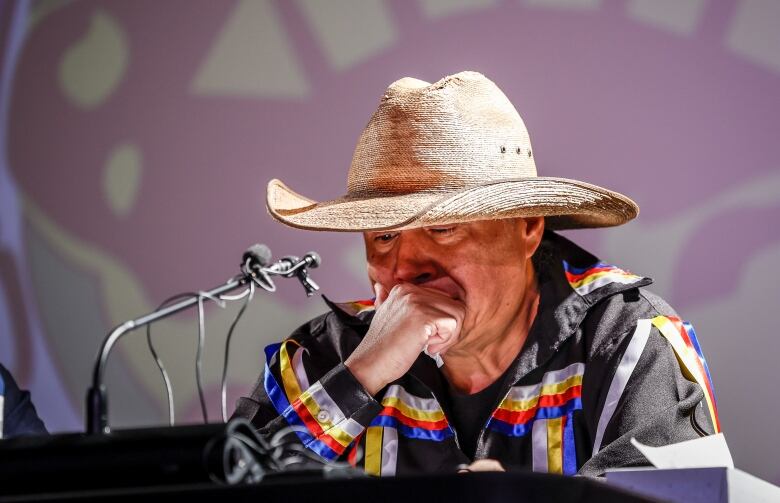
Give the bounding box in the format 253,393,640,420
369,415,453,441
262,342,363,460
563,260,643,296
489,398,582,437
349,299,375,311
490,362,584,475
338,299,376,316
536,411,577,475
364,426,384,476
347,431,364,468
371,384,454,441
363,425,398,476
652,316,720,432
561,411,577,475
682,321,717,405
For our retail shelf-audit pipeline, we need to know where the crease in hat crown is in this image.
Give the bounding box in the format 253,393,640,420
347,71,537,198
265,70,639,232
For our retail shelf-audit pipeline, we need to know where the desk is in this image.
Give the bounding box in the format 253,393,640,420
0,426,656,502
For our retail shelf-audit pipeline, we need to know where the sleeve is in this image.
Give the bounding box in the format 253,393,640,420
231,339,383,461
578,315,719,477
0,364,48,439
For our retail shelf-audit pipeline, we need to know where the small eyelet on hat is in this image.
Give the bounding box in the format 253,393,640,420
516,147,522,154
528,149,533,158
500,146,506,153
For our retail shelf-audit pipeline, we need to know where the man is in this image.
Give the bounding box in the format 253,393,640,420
235,71,718,476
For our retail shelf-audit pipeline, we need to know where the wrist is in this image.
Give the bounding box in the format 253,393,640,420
344,359,383,396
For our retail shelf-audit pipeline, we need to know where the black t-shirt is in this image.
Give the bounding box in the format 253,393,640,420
443,372,509,460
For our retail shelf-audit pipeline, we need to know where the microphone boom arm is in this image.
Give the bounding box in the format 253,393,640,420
86,247,321,435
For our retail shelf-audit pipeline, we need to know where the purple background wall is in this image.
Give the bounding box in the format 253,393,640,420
1,0,778,481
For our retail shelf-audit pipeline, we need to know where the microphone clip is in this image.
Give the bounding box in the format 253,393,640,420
295,266,320,297
261,253,321,297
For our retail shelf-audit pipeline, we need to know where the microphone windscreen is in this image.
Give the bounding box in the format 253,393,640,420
304,251,321,268
243,244,272,268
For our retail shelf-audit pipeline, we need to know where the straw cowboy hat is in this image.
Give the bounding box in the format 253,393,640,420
266,71,638,232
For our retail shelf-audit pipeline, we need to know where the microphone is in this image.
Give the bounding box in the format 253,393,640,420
262,252,321,297
304,251,322,268
263,252,321,276
242,244,272,269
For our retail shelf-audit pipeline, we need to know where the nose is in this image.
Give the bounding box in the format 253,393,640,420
392,233,436,285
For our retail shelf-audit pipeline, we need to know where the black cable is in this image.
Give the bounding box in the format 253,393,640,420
203,418,366,485
203,418,280,485
269,425,365,470
195,294,209,423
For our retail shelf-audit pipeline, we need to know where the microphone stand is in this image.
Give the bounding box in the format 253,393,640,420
86,248,319,435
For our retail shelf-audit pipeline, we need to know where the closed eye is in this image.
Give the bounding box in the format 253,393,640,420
427,226,456,236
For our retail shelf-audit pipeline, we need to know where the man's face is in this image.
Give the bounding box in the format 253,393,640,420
363,217,544,351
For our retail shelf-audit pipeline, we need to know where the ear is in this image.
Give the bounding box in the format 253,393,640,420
522,217,545,259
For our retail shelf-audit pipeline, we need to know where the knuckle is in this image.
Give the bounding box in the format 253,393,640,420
396,283,412,293
386,284,400,298
393,283,413,300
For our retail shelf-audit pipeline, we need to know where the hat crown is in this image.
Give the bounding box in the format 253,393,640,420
347,71,537,197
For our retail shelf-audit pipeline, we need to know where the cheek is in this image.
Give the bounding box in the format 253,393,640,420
366,251,386,267
365,256,391,284
456,264,525,310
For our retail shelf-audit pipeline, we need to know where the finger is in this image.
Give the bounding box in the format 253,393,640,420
431,316,458,342
425,341,448,355
467,459,505,472
427,337,457,355
391,283,466,325
417,294,466,330
373,282,389,308
425,318,460,354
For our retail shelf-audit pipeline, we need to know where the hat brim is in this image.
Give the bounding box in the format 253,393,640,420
266,177,638,232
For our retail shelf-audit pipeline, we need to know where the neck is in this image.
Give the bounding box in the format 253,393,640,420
441,263,540,394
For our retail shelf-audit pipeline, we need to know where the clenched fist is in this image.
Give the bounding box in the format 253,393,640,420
345,282,466,395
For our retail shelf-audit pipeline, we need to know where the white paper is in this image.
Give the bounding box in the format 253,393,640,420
630,433,735,469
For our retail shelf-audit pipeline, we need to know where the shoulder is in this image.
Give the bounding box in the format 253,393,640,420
0,363,48,436
0,363,29,409
581,285,715,419
0,363,18,398
538,231,682,360
581,286,679,361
